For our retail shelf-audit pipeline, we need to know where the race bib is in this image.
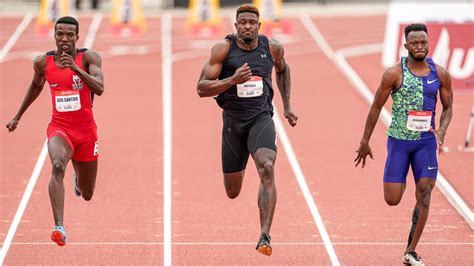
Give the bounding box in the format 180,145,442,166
237,76,263,98
55,90,81,112
406,111,432,132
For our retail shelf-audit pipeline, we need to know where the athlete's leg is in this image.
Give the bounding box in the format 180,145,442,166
383,182,406,206
223,170,245,199
405,137,438,253
253,148,277,235
48,136,73,226
383,137,410,206
406,177,435,252
221,114,249,199
71,160,98,201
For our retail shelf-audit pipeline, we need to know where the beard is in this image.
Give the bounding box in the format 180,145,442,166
409,51,427,62
236,33,254,45
242,37,253,44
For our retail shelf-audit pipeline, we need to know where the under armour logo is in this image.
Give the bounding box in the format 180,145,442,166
261,53,267,58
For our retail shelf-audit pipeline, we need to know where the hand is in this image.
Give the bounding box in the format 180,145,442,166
284,109,298,127
231,63,252,85
59,52,78,71
430,128,447,155
354,141,374,168
6,117,20,132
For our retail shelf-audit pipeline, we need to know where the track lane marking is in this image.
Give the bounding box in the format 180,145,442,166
0,13,33,63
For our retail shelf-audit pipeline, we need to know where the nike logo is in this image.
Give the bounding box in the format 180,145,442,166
427,79,437,84
428,166,437,170
50,83,58,87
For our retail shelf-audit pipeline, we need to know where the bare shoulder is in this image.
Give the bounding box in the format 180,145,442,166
268,38,284,58
210,39,231,62
33,54,46,73
383,63,402,81
435,63,451,82
83,49,102,63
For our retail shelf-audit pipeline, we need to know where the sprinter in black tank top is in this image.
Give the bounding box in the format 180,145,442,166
197,4,298,256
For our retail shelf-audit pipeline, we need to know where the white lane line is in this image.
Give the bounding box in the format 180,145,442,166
0,141,48,264
435,175,474,228
161,12,173,266
9,241,474,245
273,110,340,266
300,14,474,229
83,13,103,49
0,16,103,263
336,42,383,58
0,13,33,63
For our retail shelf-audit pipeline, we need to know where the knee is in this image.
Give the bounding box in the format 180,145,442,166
384,196,401,206
257,161,274,179
225,189,240,199
81,190,94,201
51,160,66,178
417,187,432,208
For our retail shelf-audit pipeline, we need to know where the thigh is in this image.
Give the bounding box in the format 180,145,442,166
72,159,98,188
411,138,438,182
47,134,73,165
248,112,276,156
222,114,250,173
383,137,411,184
72,125,99,162
47,125,74,160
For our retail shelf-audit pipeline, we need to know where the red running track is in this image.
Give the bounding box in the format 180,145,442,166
0,13,472,265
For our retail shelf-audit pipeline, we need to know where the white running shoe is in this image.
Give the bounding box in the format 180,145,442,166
403,251,425,265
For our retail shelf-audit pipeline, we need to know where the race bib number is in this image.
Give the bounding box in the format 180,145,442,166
237,76,263,98
55,90,81,112
407,111,432,132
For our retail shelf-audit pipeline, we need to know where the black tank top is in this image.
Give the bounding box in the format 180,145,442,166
215,34,274,120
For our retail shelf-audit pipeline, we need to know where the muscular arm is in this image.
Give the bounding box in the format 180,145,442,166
6,56,46,131
270,39,297,126
79,50,104,95
355,64,400,167
435,65,453,145
197,40,236,97
60,50,104,95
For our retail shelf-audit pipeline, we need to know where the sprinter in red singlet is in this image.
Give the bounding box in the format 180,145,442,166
6,16,104,246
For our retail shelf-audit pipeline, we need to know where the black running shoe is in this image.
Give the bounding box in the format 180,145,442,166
256,232,272,256
403,251,424,265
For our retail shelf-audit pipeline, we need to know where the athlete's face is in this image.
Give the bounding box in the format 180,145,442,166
404,31,429,62
54,23,79,55
235,12,260,44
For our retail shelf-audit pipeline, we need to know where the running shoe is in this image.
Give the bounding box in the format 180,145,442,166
403,251,425,265
51,225,67,246
73,173,81,197
256,232,272,256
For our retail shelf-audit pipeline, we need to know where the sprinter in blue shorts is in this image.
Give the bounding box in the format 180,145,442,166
354,23,453,265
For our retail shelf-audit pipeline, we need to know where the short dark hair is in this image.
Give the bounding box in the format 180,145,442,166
55,16,79,34
404,23,427,39
236,4,259,19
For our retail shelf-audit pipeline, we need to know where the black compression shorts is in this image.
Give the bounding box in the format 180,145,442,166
221,112,277,173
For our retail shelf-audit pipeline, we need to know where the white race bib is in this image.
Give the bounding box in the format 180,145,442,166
237,76,263,98
407,111,432,132
55,90,81,112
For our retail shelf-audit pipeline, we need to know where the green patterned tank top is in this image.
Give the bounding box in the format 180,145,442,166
387,57,439,140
